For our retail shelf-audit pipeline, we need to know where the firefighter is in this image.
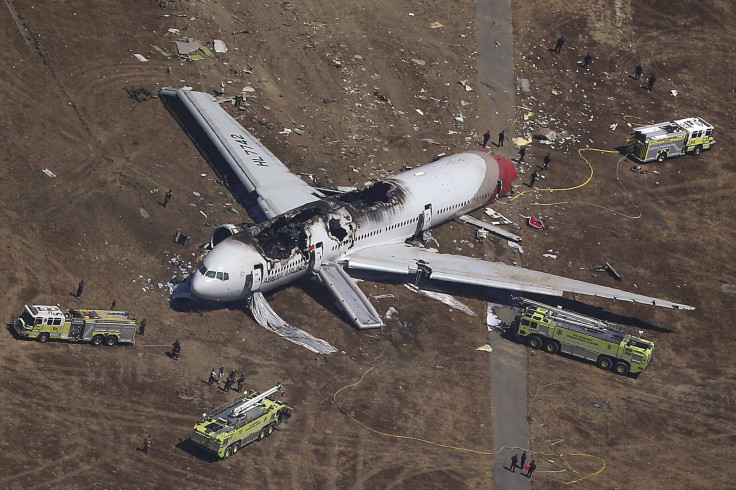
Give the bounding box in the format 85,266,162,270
647,74,656,92
163,190,172,208
208,368,217,385
139,318,146,335
75,280,85,299
509,453,519,472
583,52,592,69
518,145,526,164
634,63,643,80
529,170,539,187
172,340,181,359
482,130,490,148
498,129,505,147
143,434,152,454
224,376,233,392
237,374,245,392
543,153,551,170
554,35,565,53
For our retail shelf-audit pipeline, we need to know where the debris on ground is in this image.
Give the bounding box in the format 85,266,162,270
42,169,57,178
476,344,493,352
593,262,622,281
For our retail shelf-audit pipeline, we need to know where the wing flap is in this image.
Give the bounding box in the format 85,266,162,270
159,88,322,220
343,243,694,310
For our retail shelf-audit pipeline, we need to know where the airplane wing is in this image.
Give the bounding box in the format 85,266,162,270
159,88,323,221
341,243,694,310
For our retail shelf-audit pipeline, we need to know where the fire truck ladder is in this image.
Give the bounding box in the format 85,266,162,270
519,299,611,334
231,384,283,418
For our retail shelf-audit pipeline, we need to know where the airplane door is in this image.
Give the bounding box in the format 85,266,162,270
311,242,324,271
421,204,432,231
252,264,263,291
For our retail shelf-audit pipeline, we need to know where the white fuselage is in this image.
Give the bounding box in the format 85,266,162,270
190,151,516,301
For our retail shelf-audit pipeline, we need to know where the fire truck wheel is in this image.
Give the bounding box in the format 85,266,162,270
528,335,544,349
267,425,274,436
104,335,118,346
693,145,702,155
91,335,105,346
37,332,50,343
596,356,613,370
258,429,267,441
656,152,667,162
232,443,239,453
543,340,560,354
224,446,233,458
613,361,630,376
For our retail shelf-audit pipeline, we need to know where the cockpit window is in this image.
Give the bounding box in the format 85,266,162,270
198,264,207,275
206,270,216,278
198,264,229,280
216,272,224,280
223,273,229,280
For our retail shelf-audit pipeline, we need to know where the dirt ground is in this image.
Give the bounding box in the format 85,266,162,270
1,0,734,488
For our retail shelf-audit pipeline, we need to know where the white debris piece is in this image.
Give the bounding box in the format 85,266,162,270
167,28,180,35
543,253,558,259
403,284,476,316
416,109,424,116
459,80,474,92
134,54,148,62
42,168,57,178
213,39,228,53
508,240,523,253
486,304,504,331
175,40,201,55
248,292,337,354
139,208,150,219
242,86,256,93
385,306,399,319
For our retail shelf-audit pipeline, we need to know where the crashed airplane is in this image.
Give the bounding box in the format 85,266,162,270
160,88,692,339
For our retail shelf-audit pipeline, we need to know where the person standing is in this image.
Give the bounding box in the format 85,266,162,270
139,318,146,335
647,74,656,92
509,453,519,472
218,366,224,384
518,146,526,164
498,130,505,147
520,450,527,471
554,35,565,53
634,63,643,80
143,435,152,454
76,280,85,299
543,153,551,170
224,376,233,392
110,299,117,310
583,52,592,69
526,460,536,478
163,189,172,208
172,340,181,360
482,130,491,148
208,368,217,385
237,374,245,392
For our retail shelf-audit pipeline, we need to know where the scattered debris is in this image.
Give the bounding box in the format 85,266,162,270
133,54,148,62
124,86,151,102
403,284,476,316
422,138,441,145
457,215,522,242
430,22,443,28
486,304,504,331
42,168,56,178
508,240,523,253
372,294,395,300
532,127,557,141
476,344,493,352
484,208,513,225
526,216,544,229
139,208,150,219
175,39,201,55
512,137,532,146
458,80,474,92
411,59,426,66
172,230,189,245
519,78,530,93
213,39,228,53
593,262,622,281
542,253,557,259
610,123,618,131
670,89,678,97
242,86,256,93
630,165,650,174
722,284,736,294
152,45,171,58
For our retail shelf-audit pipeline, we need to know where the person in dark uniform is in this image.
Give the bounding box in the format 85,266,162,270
647,74,656,91
526,460,536,478
634,63,643,80
498,130,505,147
110,299,117,310
76,280,85,299
139,318,146,335
237,374,245,392
172,340,181,359
163,189,172,207
554,36,565,53
518,146,526,164
509,453,519,472
482,130,491,148
143,435,152,454
224,376,233,392
208,368,217,385
583,52,592,69
543,153,551,170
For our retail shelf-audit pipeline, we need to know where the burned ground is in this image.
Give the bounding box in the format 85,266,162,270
1,0,735,488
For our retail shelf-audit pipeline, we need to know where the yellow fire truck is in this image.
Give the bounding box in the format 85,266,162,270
189,384,292,458
12,304,137,346
627,116,716,163
512,299,654,376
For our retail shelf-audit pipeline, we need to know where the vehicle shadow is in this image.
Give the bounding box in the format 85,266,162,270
175,439,221,463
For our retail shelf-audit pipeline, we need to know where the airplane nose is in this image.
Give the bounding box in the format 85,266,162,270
189,238,257,301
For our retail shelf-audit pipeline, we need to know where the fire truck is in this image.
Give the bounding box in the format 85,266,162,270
12,304,137,346
189,384,292,458
627,116,716,163
512,299,655,376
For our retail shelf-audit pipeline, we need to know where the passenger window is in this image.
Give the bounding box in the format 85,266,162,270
53,318,62,326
